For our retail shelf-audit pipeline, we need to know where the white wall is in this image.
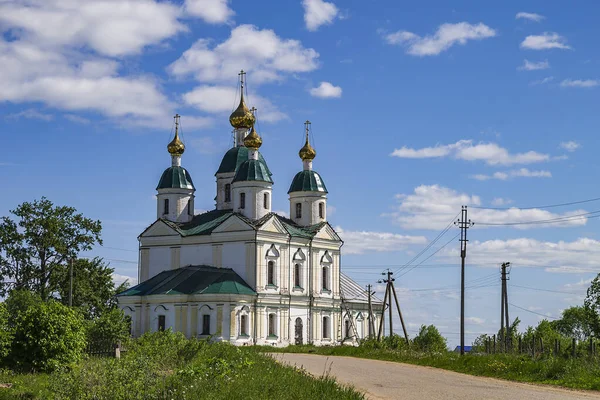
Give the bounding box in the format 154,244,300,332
222,242,247,280
148,247,170,278
180,244,213,267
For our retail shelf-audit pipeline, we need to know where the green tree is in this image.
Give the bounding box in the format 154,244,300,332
0,197,102,299
0,302,12,361
86,307,132,347
51,257,129,318
411,325,447,353
552,306,599,341
9,299,86,372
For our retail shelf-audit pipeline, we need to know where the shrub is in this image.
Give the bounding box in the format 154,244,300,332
9,299,86,372
411,325,447,353
0,303,12,362
86,307,131,348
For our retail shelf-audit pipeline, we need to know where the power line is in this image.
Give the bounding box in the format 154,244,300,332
397,233,460,279
511,284,583,295
474,210,600,226
471,196,600,211
99,245,137,253
509,303,559,320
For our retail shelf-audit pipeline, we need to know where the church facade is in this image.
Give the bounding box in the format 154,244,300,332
118,72,382,346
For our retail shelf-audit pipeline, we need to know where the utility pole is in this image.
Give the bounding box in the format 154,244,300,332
69,258,74,307
366,284,376,338
500,264,505,352
455,206,473,355
502,262,511,351
377,279,389,341
377,270,409,343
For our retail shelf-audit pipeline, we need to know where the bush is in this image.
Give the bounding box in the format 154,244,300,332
411,325,447,353
9,299,87,372
86,307,131,348
0,303,12,362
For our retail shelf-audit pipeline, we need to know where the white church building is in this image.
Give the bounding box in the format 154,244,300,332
118,72,382,346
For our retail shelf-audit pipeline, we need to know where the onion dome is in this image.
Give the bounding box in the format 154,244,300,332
229,71,256,129
157,166,195,190
299,121,316,161
167,116,185,156
288,170,327,194
243,124,262,150
232,159,273,184
216,147,272,176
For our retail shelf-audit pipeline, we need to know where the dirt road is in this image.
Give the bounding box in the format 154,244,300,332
272,353,600,400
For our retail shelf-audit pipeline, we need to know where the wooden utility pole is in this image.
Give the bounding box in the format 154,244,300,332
455,206,473,355
377,270,409,343
377,280,390,341
501,262,511,351
366,284,376,338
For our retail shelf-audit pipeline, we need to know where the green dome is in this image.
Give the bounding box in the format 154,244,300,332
157,166,195,190
216,146,272,176
232,159,273,184
288,170,327,194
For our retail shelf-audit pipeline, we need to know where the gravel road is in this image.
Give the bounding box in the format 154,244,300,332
271,353,600,400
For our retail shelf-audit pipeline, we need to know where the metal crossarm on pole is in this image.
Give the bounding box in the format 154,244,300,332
454,206,473,355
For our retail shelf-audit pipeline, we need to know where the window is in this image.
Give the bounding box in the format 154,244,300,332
264,193,269,209
158,315,166,331
294,263,301,288
240,315,248,336
225,184,231,202
319,202,324,219
163,199,169,215
240,192,246,209
322,266,329,290
268,313,276,337
267,261,275,286
201,314,210,335
295,203,302,219
345,320,351,339
188,199,192,215
322,316,330,339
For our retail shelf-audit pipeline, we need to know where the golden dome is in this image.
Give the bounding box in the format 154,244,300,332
244,124,263,150
299,121,316,161
167,115,185,156
229,92,256,129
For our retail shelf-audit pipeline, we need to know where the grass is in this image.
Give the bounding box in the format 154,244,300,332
0,332,364,400
261,344,600,391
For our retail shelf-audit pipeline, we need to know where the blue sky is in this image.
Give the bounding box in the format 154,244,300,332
1,0,600,345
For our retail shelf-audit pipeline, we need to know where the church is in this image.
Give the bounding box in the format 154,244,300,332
118,72,382,346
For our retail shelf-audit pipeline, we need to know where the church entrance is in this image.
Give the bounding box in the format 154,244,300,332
294,318,303,345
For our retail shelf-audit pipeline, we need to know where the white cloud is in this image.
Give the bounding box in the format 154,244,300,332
310,81,342,98
560,79,599,88
302,0,338,31
335,227,427,255
564,278,593,289
466,317,485,325
560,141,580,152
520,33,571,50
183,85,287,123
387,184,589,230
184,0,234,24
518,59,549,71
516,12,545,22
384,22,496,56
112,273,137,287
491,198,512,206
64,114,91,124
530,76,554,86
168,24,319,84
391,140,550,166
5,108,53,121
471,168,552,181
0,0,185,57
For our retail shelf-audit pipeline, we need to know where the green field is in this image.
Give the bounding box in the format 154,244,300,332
0,332,364,400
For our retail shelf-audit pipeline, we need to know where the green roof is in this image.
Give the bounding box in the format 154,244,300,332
216,146,272,176
156,166,195,190
288,170,327,194
117,265,256,297
232,159,273,184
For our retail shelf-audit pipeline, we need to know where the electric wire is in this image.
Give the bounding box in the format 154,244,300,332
471,196,600,211
474,209,600,226
396,232,460,279
509,303,559,320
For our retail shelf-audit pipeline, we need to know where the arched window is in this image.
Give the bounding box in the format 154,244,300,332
267,261,275,286
188,199,193,215
295,203,302,219
322,316,330,339
264,192,269,209
201,314,211,335
158,315,166,331
345,319,351,339
322,266,329,290
163,199,169,215
225,184,231,202
268,313,277,337
240,192,246,209
319,202,324,219
294,263,301,288
240,315,248,336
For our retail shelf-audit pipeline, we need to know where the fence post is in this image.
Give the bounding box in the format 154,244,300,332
590,337,594,357
572,338,577,358
493,335,496,354
115,340,121,359
554,339,558,355
518,336,522,354
540,337,544,354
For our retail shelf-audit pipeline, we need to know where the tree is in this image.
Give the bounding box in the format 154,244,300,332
0,197,102,300
0,302,11,361
86,307,132,347
51,257,129,318
585,274,600,317
9,299,87,372
552,306,599,341
411,325,447,353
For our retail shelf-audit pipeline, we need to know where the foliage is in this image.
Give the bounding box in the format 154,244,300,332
585,273,600,316
0,197,102,300
86,308,131,349
0,303,11,361
551,306,599,341
411,325,447,353
9,299,86,372
51,257,127,318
